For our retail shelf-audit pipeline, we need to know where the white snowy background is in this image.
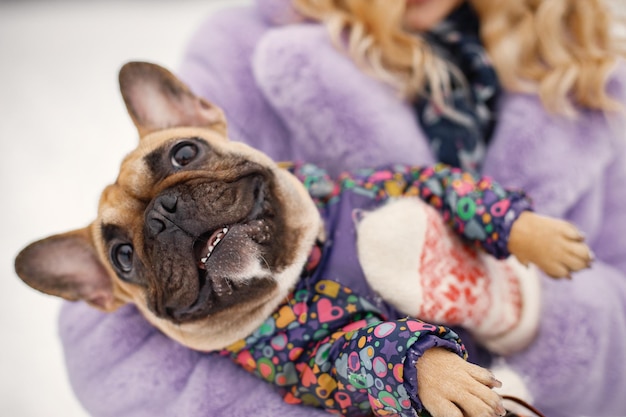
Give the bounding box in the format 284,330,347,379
0,1,624,416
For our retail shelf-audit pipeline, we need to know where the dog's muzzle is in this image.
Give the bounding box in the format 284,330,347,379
141,173,273,322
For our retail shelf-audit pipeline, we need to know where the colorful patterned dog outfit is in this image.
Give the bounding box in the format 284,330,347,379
291,162,531,259
221,163,532,416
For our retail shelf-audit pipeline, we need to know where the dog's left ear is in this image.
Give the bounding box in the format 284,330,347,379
119,61,227,138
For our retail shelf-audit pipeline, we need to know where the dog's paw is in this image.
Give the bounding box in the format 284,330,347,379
508,211,593,279
417,348,506,417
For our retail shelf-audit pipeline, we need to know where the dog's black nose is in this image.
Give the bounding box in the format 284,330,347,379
147,218,166,235
145,194,179,237
157,194,178,213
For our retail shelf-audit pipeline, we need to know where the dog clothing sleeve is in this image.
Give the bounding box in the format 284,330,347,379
287,162,532,259
221,277,466,417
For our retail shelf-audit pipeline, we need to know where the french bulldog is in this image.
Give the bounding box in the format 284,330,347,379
15,62,589,417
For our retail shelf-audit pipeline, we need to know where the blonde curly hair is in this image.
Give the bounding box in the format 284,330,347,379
292,0,626,115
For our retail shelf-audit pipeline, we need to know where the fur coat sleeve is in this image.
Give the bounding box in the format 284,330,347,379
58,2,626,416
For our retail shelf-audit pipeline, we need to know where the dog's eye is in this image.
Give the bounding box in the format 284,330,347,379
112,243,134,273
171,142,199,168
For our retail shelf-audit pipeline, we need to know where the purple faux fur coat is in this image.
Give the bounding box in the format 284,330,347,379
59,1,626,416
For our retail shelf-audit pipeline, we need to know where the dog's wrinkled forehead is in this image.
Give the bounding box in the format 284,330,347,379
116,127,222,199
97,125,280,231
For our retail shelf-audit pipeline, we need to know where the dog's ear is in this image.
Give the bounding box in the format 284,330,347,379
118,61,227,138
15,227,120,311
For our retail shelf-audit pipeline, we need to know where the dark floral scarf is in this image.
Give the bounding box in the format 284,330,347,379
412,2,500,174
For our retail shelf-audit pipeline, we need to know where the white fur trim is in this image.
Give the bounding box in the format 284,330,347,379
356,198,428,316
481,260,542,355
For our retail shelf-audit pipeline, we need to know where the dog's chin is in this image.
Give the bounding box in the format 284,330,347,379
171,273,277,325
